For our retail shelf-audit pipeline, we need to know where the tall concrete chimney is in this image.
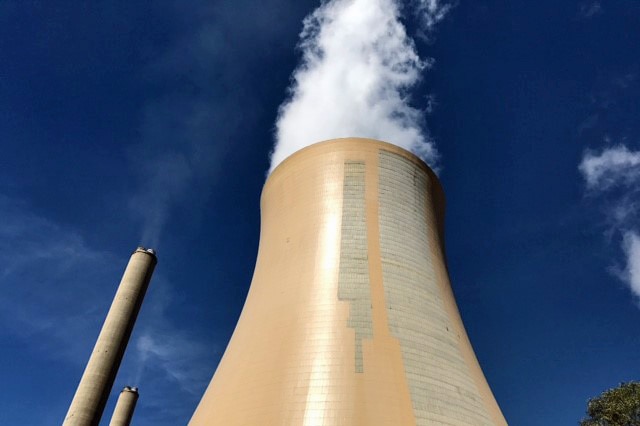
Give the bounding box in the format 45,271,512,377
190,139,507,425
108,386,139,426
64,247,157,426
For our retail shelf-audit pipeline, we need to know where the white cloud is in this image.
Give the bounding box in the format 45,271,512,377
579,145,640,190
622,231,640,298
272,0,450,173
579,144,640,302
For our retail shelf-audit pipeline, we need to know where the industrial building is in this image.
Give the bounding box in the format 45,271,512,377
190,138,507,425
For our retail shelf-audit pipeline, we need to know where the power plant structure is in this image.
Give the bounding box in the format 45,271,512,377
64,247,157,426
190,138,507,425
108,386,139,426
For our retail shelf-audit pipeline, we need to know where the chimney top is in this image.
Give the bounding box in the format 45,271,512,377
122,386,139,394
134,247,157,259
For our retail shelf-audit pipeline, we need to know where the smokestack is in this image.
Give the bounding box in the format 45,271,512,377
64,247,157,426
190,139,507,425
108,386,139,426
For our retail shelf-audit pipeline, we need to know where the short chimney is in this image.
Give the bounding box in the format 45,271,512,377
108,386,139,426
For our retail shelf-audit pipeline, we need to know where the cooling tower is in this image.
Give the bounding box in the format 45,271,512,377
190,138,506,425
108,386,139,426
64,247,156,426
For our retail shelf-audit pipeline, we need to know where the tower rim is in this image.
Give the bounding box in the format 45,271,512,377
265,137,446,240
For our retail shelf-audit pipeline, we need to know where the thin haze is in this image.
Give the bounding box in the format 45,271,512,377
271,0,451,173
126,1,254,249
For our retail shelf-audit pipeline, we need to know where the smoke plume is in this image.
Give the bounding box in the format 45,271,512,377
579,144,640,300
271,0,451,173
128,1,274,248
128,99,224,249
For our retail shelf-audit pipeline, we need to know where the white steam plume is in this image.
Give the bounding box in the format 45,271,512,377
580,144,640,301
271,0,450,173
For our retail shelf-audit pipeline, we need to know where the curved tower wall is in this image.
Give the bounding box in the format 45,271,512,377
190,138,507,425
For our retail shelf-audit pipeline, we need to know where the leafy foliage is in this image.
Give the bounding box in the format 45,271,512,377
580,382,640,426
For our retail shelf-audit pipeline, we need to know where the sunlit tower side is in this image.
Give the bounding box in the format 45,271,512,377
108,386,139,426
63,247,156,426
190,138,507,425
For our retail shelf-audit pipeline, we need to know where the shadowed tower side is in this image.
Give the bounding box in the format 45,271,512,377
190,138,507,425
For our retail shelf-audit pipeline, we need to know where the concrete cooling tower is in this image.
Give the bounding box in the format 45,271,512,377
190,138,507,425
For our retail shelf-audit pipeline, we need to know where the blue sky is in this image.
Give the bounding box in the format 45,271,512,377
1,1,639,425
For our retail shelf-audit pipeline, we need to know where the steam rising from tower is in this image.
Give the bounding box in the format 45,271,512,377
271,0,451,173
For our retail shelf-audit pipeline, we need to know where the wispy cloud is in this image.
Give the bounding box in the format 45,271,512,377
127,2,250,249
0,194,214,425
128,0,314,247
115,274,217,425
134,332,212,395
578,1,602,19
413,0,454,36
579,145,640,191
579,144,640,301
271,0,452,173
578,68,639,142
0,195,119,361
614,71,638,90
127,276,215,396
128,98,227,249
